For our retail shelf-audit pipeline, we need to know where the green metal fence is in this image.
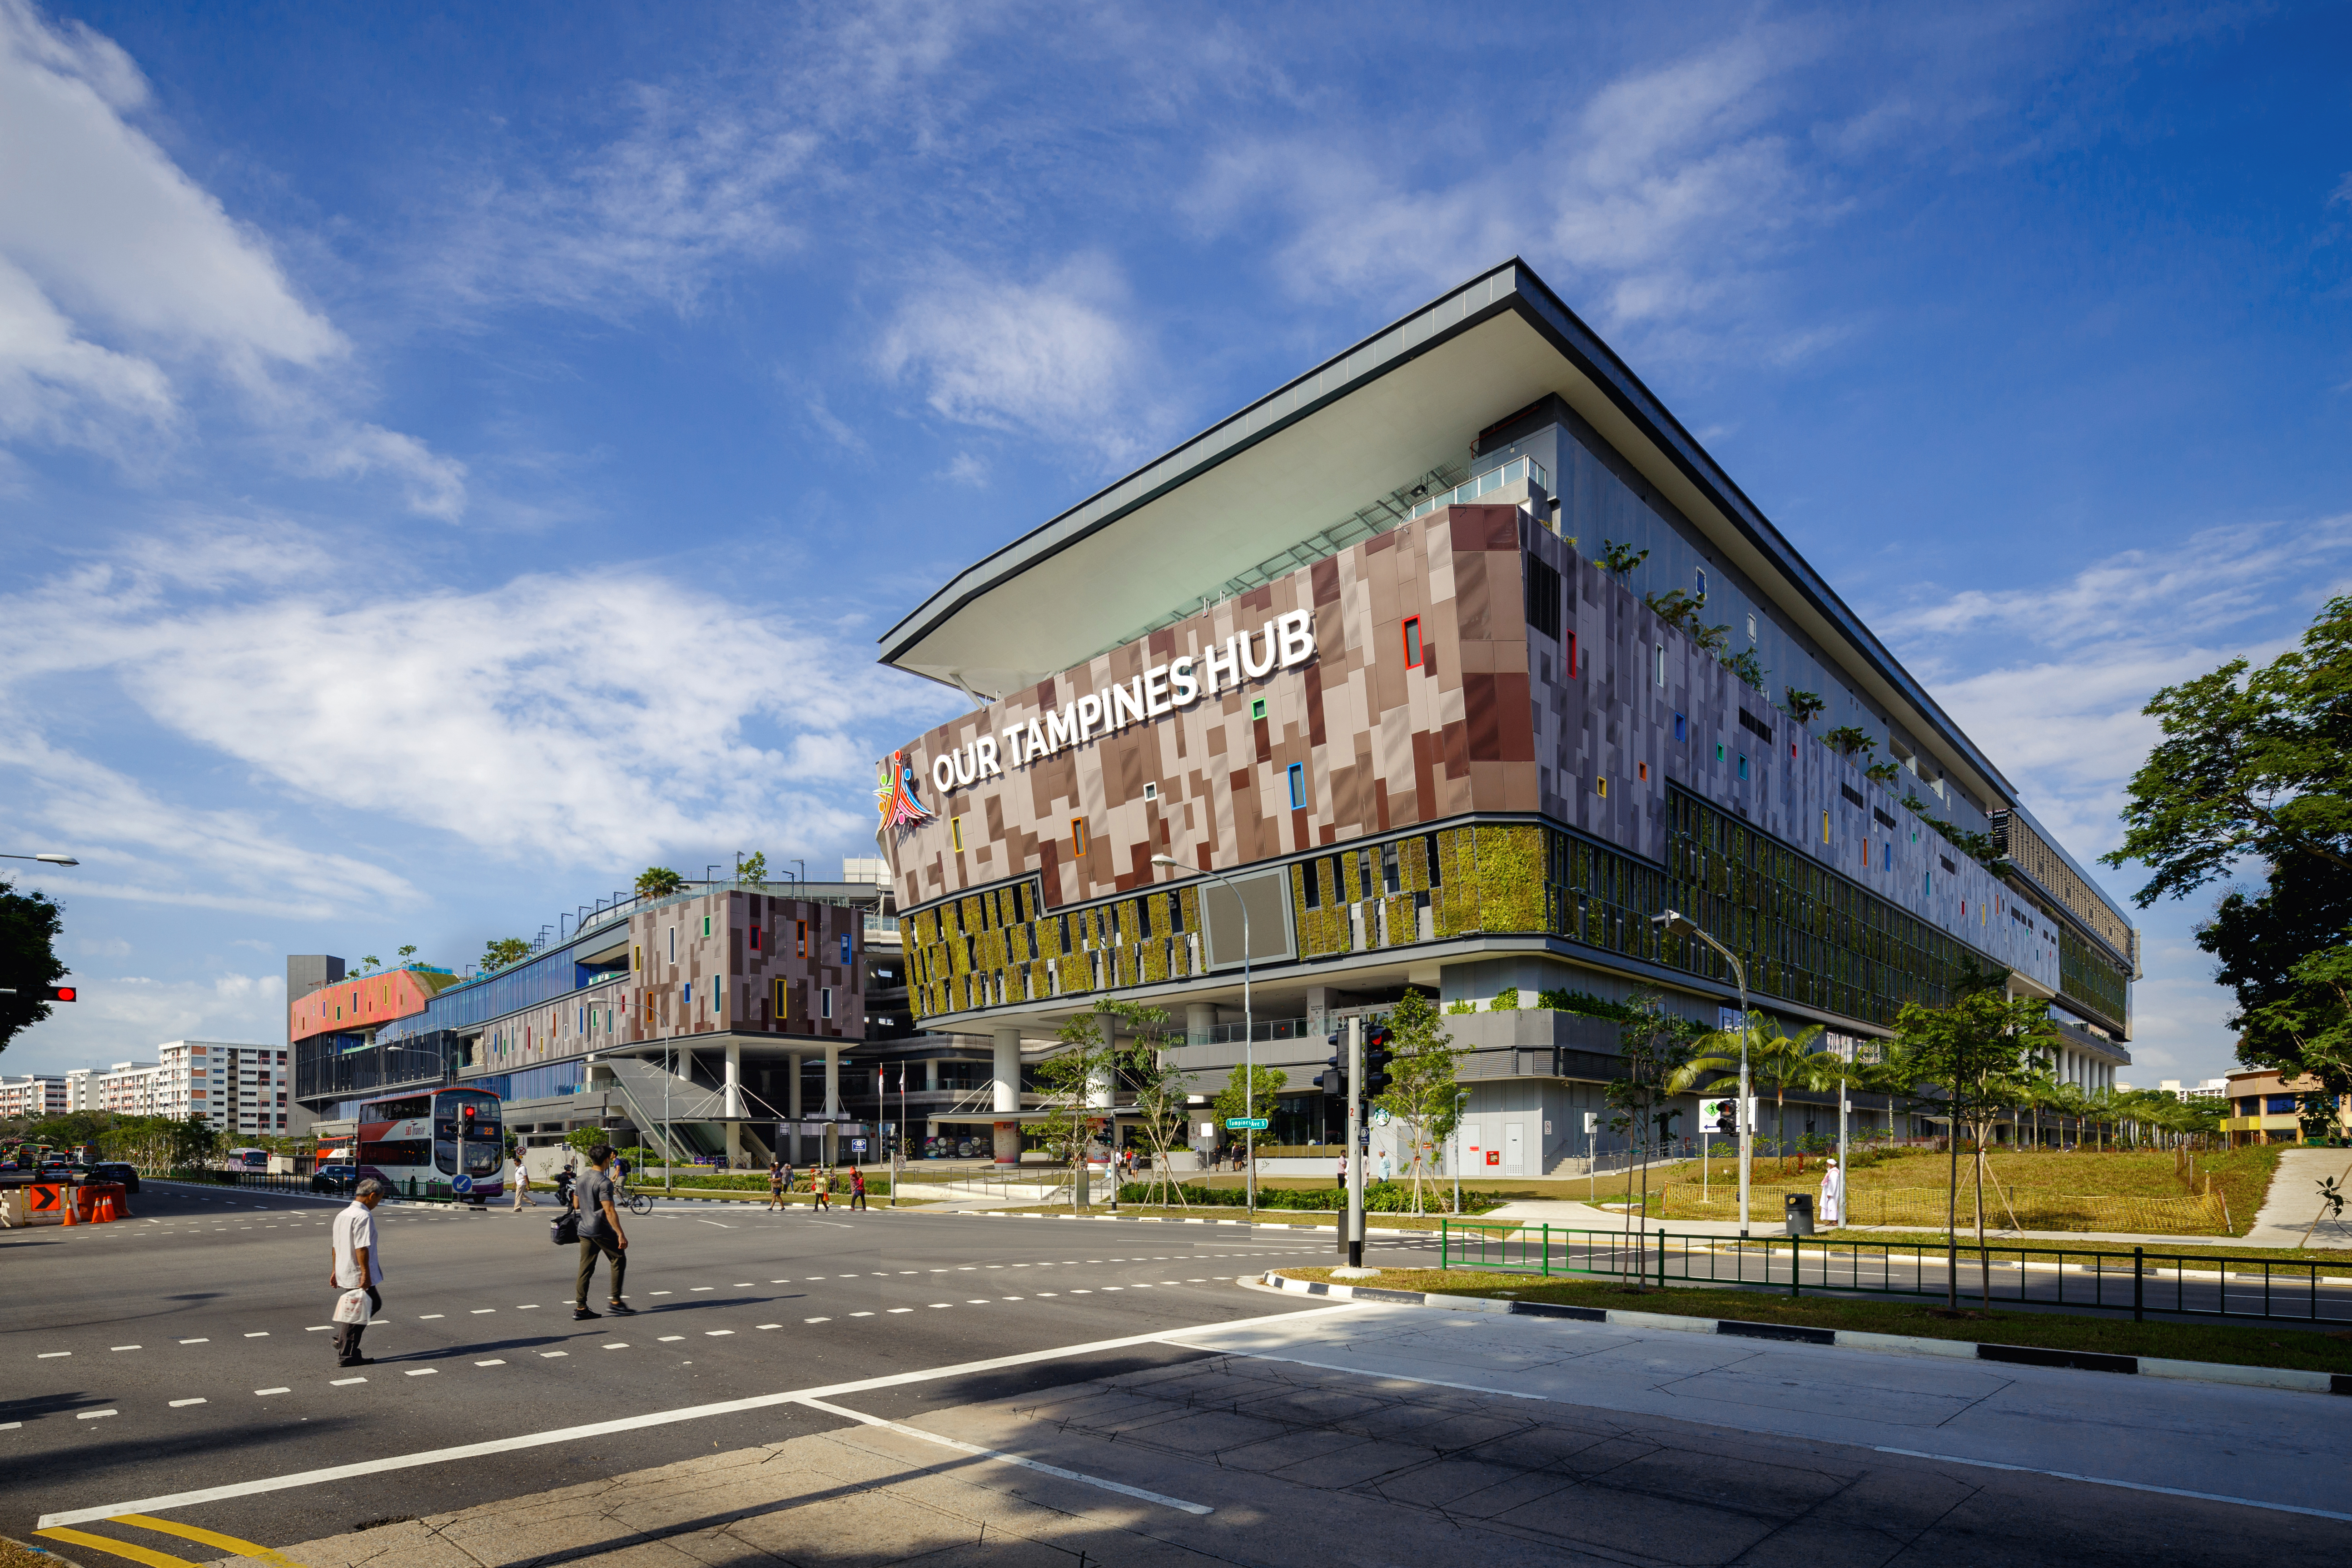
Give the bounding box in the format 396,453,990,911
1436,1220,2352,1325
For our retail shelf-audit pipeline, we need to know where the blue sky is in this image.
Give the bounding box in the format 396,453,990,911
1,1,2347,1086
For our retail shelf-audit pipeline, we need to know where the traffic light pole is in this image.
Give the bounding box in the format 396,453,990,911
1346,1015,1365,1269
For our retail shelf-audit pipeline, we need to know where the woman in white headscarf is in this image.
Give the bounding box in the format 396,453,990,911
1819,1156,1845,1228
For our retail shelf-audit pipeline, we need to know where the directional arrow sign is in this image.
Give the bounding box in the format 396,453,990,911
27,1184,61,1213
1223,1117,1269,1131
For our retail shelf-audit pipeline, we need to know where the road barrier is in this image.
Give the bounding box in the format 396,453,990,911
1437,1220,2352,1326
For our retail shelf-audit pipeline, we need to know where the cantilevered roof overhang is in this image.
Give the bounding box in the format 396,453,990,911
878,258,2132,936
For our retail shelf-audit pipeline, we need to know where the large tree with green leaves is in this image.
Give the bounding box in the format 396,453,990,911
1209,1062,1288,1139
2105,595,2352,1095
1372,988,1464,1215
0,884,69,1058
1605,994,1703,1286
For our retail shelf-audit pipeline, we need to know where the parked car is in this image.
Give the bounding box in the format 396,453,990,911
84,1161,140,1194
310,1163,358,1195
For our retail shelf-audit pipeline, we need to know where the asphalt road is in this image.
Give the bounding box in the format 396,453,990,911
0,1182,1367,1550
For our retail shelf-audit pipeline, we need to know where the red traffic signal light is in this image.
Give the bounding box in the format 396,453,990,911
461,1105,475,1121
48,986,76,1002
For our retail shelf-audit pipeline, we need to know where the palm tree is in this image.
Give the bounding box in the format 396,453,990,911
1667,1010,1825,1174
635,866,685,900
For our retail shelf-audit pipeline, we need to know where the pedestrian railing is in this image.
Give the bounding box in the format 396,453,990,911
1435,1220,2352,1325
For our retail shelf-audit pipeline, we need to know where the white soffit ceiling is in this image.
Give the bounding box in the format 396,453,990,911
892,313,1564,696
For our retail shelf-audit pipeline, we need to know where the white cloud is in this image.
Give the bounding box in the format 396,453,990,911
2,970,285,1075
879,254,1157,461
0,526,963,906
0,0,460,515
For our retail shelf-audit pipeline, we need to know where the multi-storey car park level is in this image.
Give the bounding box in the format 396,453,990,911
876,258,2139,1175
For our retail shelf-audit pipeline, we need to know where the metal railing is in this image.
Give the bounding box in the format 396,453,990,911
1435,1221,2352,1325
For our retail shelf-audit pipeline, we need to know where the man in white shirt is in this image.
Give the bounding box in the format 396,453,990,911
330,1177,389,1367
510,1146,534,1210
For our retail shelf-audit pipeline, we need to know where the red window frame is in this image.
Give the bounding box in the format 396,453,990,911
1567,631,1580,677
1401,616,1422,668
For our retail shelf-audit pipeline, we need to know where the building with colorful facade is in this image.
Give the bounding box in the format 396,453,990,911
874,259,2138,1172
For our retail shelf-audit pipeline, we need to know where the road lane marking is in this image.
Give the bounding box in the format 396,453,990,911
418,1314,445,1319
111,1512,306,1567
691,1286,713,1292
540,1351,568,1358
475,1360,505,1367
406,1369,437,1377
471,1309,496,1314
329,1378,367,1386
254,1387,290,1395
805,1316,830,1323
78,1410,118,1420
1874,1448,2352,1523
32,1526,202,1567
112,1345,142,1351
39,1351,71,1358
169,1399,205,1408
177,1339,207,1344
793,1396,1212,1515
757,1324,781,1329
888,1308,913,1314
659,1336,686,1342
602,1343,629,1349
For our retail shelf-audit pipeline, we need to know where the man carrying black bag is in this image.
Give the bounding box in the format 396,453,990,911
572,1144,634,1320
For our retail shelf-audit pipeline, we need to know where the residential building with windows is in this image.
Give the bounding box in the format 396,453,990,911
2221,1067,2350,1146
874,258,2138,1172
65,1060,163,1116
0,1073,68,1120
152,1041,304,1136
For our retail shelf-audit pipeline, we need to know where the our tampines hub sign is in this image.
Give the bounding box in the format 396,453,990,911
919,610,1316,796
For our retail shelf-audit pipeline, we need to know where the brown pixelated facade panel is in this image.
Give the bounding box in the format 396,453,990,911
884,505,1540,913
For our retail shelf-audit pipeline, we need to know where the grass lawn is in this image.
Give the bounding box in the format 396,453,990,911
1278,1265,2352,1375
1632,1145,2282,1235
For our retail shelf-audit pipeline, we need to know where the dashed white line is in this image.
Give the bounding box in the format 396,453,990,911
77,1410,118,1420
805,1316,830,1323
179,1338,209,1344
406,1369,437,1377
658,1335,686,1342
37,1351,70,1359
540,1351,568,1359
169,1398,206,1408
419,1314,446,1320
254,1387,291,1395
475,1360,506,1367
602,1343,629,1350
887,1308,913,1314
111,1344,142,1351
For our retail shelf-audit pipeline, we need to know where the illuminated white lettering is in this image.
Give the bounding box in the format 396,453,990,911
973,736,1002,778
1169,655,1199,707
1143,663,1173,717
950,747,977,788
1276,609,1316,668
1203,635,1241,692
1109,677,1146,728
1240,621,1278,679
1024,717,1048,762
1047,703,1079,751
1074,692,1104,739
930,754,957,794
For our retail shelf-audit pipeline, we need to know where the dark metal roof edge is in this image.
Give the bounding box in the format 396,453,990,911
876,259,1532,667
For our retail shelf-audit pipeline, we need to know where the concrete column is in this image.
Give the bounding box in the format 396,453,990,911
823,1045,840,1165
992,1028,1021,1165
787,1053,802,1163
723,1043,743,1167
925,1058,940,1092
1185,1003,1217,1046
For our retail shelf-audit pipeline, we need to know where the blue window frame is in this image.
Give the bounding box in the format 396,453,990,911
1737,754,1749,780
839,933,852,965
1674,712,1686,743
1287,762,1306,810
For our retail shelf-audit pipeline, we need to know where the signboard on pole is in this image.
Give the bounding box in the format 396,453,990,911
1224,1117,1269,1131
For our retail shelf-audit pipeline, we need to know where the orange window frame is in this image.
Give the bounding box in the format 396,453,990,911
1071,817,1089,855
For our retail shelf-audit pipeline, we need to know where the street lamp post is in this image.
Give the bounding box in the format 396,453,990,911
1152,855,1253,1225
0,853,78,866
1653,910,1753,1238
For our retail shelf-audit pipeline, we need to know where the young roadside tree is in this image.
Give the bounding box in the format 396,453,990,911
1372,988,1464,1215
1605,994,1701,1288
738,852,768,885
1209,1063,1288,1162
1886,979,2058,1309
1036,1012,1125,1211
1108,1001,1193,1208
2105,594,2352,1101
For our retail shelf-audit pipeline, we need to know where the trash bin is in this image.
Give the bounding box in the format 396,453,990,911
1784,1192,1814,1236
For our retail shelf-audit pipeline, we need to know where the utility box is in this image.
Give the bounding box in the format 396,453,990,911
1784,1193,1815,1236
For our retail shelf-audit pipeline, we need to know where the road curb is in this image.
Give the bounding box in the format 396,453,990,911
1257,1271,2352,1396
960,1211,1421,1235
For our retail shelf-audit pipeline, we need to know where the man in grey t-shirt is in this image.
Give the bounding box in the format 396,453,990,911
573,1144,633,1320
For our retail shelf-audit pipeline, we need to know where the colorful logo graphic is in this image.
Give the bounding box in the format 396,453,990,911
875,749,933,829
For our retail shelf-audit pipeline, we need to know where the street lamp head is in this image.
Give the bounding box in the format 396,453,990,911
1652,909,1696,937
35,854,78,866
1149,855,1183,870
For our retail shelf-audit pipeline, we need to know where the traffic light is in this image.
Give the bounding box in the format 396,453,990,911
46,987,75,1002
1362,1025,1393,1098
1317,1033,1348,1099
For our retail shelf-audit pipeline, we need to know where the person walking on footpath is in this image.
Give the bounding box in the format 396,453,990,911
766,1156,786,1211
811,1165,831,1212
849,1164,867,1210
572,1145,634,1320
329,1177,390,1368
510,1145,534,1210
